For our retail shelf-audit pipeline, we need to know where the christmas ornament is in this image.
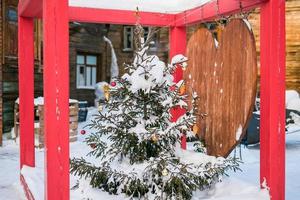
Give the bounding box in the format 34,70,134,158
182,62,188,71
193,125,199,135
162,168,168,176
151,134,158,143
80,130,86,135
103,85,110,101
98,105,103,111
111,81,116,87
170,85,176,91
179,83,186,95
89,143,96,149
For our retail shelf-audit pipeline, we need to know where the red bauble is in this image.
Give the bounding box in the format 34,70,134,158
80,130,86,135
110,81,116,87
170,85,176,91
90,143,96,149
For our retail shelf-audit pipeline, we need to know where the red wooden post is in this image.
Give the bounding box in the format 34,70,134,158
170,26,187,149
260,0,286,199
18,15,35,169
43,0,69,199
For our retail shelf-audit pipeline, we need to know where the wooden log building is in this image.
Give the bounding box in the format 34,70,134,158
248,0,300,91
0,0,300,144
0,0,170,144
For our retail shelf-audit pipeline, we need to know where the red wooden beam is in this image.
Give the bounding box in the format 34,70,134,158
19,0,43,18
43,0,70,199
174,0,267,26
170,27,187,149
260,0,285,199
18,15,35,169
69,7,175,26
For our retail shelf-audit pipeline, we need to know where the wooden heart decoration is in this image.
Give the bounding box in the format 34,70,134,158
185,19,257,157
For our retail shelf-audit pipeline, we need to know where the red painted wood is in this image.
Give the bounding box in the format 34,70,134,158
20,175,35,200
170,26,187,149
18,15,35,169
170,27,187,82
18,0,43,18
43,0,70,199
19,0,267,28
174,0,267,26
69,7,175,27
260,0,286,199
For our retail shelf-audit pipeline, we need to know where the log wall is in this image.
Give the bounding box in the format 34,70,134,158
248,0,300,91
0,0,169,137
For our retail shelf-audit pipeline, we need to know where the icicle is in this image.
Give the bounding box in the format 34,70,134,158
103,36,119,79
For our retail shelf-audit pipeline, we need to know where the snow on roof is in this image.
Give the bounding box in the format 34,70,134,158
69,0,212,13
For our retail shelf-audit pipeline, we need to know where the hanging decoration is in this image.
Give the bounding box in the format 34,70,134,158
185,19,257,157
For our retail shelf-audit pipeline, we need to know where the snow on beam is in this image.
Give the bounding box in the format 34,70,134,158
18,0,42,18
69,7,175,26
174,0,267,26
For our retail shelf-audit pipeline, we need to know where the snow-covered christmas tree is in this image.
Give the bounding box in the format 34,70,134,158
70,25,239,200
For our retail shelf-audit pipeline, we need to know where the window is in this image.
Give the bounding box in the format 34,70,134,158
76,54,97,89
7,8,18,23
123,26,157,51
123,26,134,50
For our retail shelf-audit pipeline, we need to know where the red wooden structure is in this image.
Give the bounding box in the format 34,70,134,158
18,0,285,199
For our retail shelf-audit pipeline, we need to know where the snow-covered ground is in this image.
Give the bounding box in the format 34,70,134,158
1,106,300,200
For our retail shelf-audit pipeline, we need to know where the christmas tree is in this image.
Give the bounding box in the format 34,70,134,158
70,25,239,199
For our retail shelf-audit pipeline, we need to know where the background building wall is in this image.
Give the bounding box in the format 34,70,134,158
0,0,169,137
248,0,300,92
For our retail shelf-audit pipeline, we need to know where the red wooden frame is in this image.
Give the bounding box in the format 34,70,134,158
18,15,35,169
43,0,70,199
169,26,188,149
260,0,286,199
18,0,285,200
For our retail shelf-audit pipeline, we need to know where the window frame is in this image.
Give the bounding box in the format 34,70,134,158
76,53,98,90
123,26,158,51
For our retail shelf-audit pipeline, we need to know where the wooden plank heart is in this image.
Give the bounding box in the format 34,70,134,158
185,19,257,157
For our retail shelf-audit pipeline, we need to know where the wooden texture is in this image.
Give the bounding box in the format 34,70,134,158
18,16,35,168
14,102,78,148
248,0,300,91
2,0,43,134
185,19,257,157
3,0,18,59
2,0,169,134
43,0,70,198
260,0,286,199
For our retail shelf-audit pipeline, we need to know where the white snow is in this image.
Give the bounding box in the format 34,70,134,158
243,19,252,32
15,97,78,106
103,36,119,79
236,125,243,141
69,0,212,13
2,107,300,199
21,166,44,200
171,54,188,66
287,98,300,111
286,90,300,111
95,82,109,101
